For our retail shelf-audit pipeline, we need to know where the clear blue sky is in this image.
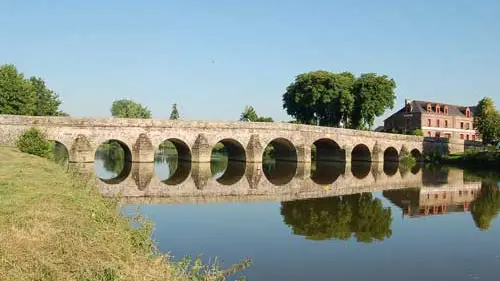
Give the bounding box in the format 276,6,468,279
1,0,499,126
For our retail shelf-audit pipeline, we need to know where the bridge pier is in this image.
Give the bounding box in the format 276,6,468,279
132,133,155,162
246,134,263,163
191,134,211,163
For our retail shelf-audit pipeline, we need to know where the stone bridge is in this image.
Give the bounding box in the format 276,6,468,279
0,115,447,164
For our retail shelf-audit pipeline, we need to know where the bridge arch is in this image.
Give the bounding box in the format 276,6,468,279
351,143,371,162
411,149,423,162
94,139,132,184
312,138,344,162
383,147,399,162
155,138,192,185
263,138,297,185
211,138,246,185
49,140,69,164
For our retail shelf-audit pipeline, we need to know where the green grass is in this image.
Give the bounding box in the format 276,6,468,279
0,146,248,281
442,150,500,169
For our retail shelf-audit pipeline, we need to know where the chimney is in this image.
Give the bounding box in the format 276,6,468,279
405,98,412,105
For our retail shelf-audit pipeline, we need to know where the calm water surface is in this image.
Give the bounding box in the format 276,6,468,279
83,147,500,281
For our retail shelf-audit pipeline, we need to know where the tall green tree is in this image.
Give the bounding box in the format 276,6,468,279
283,71,355,127
169,103,180,120
350,73,396,129
282,71,396,129
474,97,499,144
29,77,63,116
111,99,151,118
0,64,36,115
239,105,273,122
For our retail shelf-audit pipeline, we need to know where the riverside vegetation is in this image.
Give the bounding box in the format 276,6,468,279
0,129,250,281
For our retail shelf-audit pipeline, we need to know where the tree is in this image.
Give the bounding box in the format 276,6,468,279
350,73,396,129
0,64,36,115
282,71,355,127
169,103,180,120
0,64,65,116
474,97,500,144
29,77,63,116
111,99,151,118
239,105,273,122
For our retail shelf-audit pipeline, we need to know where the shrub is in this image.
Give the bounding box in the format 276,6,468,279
16,127,53,159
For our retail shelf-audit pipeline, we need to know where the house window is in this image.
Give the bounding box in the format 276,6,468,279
466,123,470,130
444,106,449,114
428,131,432,137
428,119,431,126
437,119,440,127
466,135,470,140
466,108,471,118
427,104,432,112
445,133,451,138
435,132,440,138
472,135,476,141
460,134,464,139
461,122,464,129
436,105,441,114
445,120,448,128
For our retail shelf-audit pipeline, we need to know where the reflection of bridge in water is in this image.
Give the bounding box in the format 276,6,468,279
71,161,481,205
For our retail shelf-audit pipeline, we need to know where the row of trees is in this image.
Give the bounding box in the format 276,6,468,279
110,99,180,120
0,64,66,116
283,71,396,129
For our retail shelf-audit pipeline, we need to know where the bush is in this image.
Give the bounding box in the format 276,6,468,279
16,127,53,159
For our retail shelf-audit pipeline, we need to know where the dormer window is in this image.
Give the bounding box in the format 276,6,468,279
444,106,449,115
436,104,441,114
427,103,432,112
466,107,471,118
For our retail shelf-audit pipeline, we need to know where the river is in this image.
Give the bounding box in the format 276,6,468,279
58,144,500,281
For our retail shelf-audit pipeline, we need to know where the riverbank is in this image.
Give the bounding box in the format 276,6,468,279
0,146,229,281
441,150,500,169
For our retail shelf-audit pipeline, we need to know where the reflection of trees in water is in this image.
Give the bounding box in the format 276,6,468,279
211,153,228,176
281,193,392,242
96,142,125,175
471,181,500,231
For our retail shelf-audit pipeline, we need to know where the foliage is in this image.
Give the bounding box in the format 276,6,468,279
16,127,53,159
29,76,64,116
0,64,64,116
399,146,417,167
0,147,249,280
474,97,500,144
350,73,396,129
412,129,423,136
282,71,396,129
280,193,392,242
471,182,500,230
0,64,36,115
170,103,180,120
282,71,355,126
239,105,273,122
111,99,151,119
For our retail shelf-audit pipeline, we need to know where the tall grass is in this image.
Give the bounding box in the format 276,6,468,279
0,146,249,281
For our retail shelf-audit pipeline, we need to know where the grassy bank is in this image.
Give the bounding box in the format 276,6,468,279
0,146,242,281
441,150,500,170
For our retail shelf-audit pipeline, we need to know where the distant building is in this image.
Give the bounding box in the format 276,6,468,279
384,99,480,140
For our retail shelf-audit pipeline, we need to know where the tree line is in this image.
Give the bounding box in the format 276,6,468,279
0,64,66,116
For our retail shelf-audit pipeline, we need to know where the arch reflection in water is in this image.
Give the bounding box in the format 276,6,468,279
351,161,372,179
155,139,191,185
94,140,132,184
263,138,298,185
311,161,345,185
280,193,392,242
211,139,246,185
383,161,399,177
